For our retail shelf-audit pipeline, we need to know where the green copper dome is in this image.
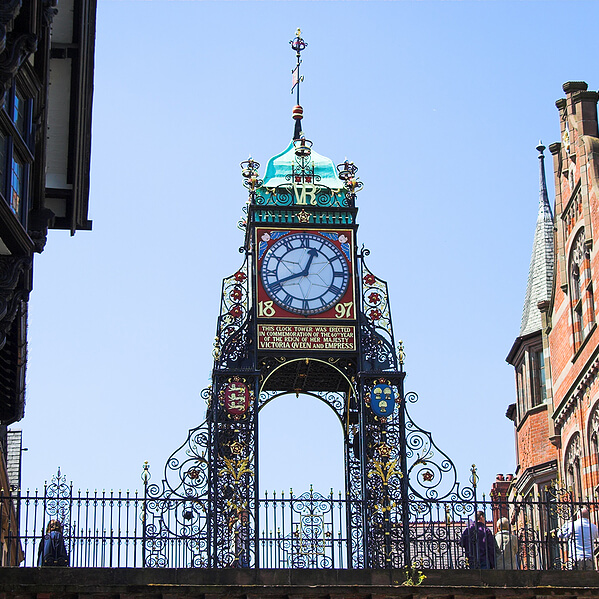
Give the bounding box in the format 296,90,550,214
262,141,344,190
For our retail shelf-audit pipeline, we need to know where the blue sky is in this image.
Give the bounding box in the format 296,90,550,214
19,0,599,500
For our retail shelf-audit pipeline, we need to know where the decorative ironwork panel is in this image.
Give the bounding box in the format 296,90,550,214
259,488,347,568
143,418,210,567
213,259,252,371
360,376,405,568
43,468,72,527
255,184,352,209
345,419,366,568
253,208,355,226
259,389,346,421
403,391,475,503
210,374,257,568
359,256,398,371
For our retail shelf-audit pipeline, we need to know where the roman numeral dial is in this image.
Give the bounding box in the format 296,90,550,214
260,232,350,315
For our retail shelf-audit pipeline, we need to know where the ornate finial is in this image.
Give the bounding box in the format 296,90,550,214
240,157,263,203
397,340,405,366
336,159,363,204
290,28,307,56
536,141,552,217
536,140,545,154
290,29,307,140
470,464,478,488
293,136,312,157
141,461,151,484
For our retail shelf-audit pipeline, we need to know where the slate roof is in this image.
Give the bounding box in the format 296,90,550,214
519,144,555,336
6,429,22,491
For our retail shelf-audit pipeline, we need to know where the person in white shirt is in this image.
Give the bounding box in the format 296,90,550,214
558,507,598,570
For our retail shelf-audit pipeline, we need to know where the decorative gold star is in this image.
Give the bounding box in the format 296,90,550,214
229,441,244,455
297,209,312,223
378,442,392,459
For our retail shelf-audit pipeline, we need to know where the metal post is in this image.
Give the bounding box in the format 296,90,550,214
398,370,411,568
209,385,219,568
141,461,149,567
358,377,369,566
253,374,260,569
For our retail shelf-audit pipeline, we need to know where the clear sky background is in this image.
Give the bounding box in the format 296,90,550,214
18,1,599,501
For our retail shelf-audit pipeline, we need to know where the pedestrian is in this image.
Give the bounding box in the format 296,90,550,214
495,517,518,569
459,510,496,569
558,506,598,570
37,520,69,567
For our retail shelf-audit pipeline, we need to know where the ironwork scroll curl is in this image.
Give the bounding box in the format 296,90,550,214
143,421,210,567
402,398,475,503
359,259,397,370
255,184,351,208
44,468,72,526
213,258,252,370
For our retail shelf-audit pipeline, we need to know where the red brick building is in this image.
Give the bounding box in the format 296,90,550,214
507,81,599,503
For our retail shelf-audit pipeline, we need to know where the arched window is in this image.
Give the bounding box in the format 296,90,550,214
589,403,599,491
569,229,595,350
564,433,583,501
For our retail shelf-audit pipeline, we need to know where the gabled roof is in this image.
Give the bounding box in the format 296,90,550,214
519,144,555,337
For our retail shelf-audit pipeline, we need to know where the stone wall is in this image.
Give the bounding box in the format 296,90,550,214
1,568,599,599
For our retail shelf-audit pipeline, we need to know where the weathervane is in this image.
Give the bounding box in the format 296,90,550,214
290,28,307,139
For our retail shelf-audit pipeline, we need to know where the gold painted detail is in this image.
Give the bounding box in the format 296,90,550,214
219,455,253,483
369,456,402,485
398,340,405,365
297,208,312,223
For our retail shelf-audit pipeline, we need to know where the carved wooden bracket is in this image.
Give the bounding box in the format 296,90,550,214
0,254,31,350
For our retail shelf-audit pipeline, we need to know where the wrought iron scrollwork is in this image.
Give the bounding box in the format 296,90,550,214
213,259,253,370
143,422,210,567
336,160,363,205
403,391,474,503
44,468,72,527
240,157,263,203
359,258,397,371
210,373,257,568
254,184,351,209
258,388,346,420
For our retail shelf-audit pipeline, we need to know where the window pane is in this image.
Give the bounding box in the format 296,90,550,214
10,156,23,216
0,133,7,199
13,89,29,140
537,349,546,403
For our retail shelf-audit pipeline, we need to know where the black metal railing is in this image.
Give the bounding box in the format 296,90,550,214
2,485,599,569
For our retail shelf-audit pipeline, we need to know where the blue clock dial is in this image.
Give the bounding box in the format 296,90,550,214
260,232,350,315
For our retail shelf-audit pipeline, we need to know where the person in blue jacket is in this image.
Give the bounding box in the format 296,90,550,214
37,520,69,566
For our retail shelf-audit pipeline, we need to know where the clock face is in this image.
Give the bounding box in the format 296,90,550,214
260,232,350,315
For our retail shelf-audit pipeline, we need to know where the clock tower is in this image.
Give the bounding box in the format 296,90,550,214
144,31,467,570
208,29,405,569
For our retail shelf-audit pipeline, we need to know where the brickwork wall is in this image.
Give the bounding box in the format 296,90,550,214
515,407,556,472
544,83,599,497
1,568,599,599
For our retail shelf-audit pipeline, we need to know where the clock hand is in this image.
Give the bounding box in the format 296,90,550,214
300,248,319,276
274,249,320,284
277,270,305,284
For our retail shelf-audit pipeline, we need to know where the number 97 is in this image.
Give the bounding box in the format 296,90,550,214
335,302,353,319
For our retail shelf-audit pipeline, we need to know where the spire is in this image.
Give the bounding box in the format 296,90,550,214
290,28,307,140
519,143,555,336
